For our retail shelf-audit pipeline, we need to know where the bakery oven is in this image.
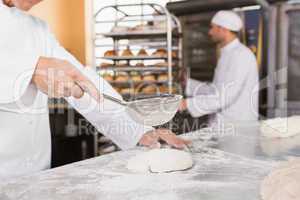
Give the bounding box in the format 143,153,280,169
165,0,269,133
267,2,300,117
167,0,271,82
167,0,300,122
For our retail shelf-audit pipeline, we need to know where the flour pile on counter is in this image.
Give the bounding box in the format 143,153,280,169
261,157,300,200
126,149,193,173
260,116,300,138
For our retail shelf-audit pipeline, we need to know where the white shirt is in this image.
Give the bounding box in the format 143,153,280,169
186,39,259,126
0,3,153,180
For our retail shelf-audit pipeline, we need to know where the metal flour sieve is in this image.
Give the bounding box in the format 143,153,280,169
103,94,182,126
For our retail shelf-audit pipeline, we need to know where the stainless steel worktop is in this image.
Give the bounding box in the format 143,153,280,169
1,123,300,200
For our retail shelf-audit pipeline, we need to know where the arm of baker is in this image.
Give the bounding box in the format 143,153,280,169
68,68,155,150
185,52,255,118
185,78,215,97
42,27,154,150
43,24,190,150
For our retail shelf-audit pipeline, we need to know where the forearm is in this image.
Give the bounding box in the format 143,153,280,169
186,80,243,117
186,94,220,117
47,32,154,149
186,78,215,96
66,93,154,150
65,68,154,150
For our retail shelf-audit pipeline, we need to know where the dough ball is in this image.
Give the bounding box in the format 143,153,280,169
261,158,300,200
260,116,300,138
127,149,193,173
127,152,149,173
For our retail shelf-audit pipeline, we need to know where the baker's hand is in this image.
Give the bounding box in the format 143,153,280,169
3,0,14,7
156,129,191,149
32,57,101,101
138,130,161,149
178,99,188,112
139,129,191,149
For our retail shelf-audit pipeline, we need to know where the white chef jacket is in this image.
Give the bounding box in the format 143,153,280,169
186,39,259,127
0,3,153,180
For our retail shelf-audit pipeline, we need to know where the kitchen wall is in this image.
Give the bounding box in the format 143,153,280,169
30,0,86,65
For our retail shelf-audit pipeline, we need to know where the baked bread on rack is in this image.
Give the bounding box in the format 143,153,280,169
152,49,178,58
155,62,168,67
135,62,145,67
152,48,167,57
159,85,169,93
100,62,114,68
131,74,142,82
172,51,178,58
121,47,134,57
115,72,129,82
141,85,159,94
137,49,148,57
159,85,178,94
104,50,118,57
157,74,168,82
113,87,122,93
120,87,135,95
115,63,127,68
102,74,114,82
143,72,156,82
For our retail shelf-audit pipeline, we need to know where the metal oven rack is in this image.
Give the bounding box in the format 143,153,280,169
93,3,183,100
92,3,183,156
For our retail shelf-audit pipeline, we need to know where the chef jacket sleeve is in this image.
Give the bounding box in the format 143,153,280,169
0,10,40,105
186,51,257,118
44,25,154,150
185,78,216,97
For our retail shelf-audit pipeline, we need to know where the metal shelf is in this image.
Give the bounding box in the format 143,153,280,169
98,31,181,40
108,80,168,86
95,42,179,50
121,93,169,99
97,66,168,72
92,3,183,157
97,55,169,61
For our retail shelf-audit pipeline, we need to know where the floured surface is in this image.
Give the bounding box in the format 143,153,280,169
0,146,277,200
261,158,300,200
260,116,300,138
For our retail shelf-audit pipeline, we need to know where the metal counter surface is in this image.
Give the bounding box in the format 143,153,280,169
1,124,300,200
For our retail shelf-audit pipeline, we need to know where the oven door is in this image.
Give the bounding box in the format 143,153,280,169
180,12,218,82
275,3,300,116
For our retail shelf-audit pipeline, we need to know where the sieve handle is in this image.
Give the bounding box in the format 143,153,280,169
135,93,175,100
102,94,127,106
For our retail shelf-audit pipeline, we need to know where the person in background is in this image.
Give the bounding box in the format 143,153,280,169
0,0,190,180
179,10,259,128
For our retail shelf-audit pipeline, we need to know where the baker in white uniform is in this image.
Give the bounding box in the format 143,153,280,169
0,0,189,180
179,11,259,127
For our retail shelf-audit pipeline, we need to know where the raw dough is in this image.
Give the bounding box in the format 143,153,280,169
260,116,300,138
261,158,300,200
126,149,193,173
